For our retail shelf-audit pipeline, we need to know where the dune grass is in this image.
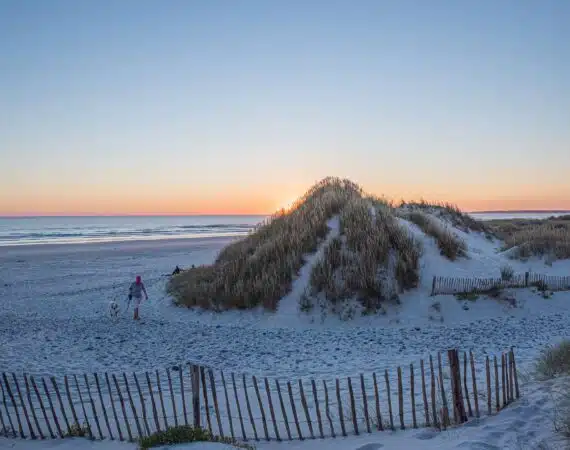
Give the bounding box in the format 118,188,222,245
400,199,489,234
501,224,570,261
166,177,498,313
402,210,467,261
167,177,361,310
309,199,422,313
536,341,570,380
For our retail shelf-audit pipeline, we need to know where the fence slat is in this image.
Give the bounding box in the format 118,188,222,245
122,373,143,439
190,366,200,428
509,352,515,402
463,353,472,417
166,368,178,428
242,374,258,441
145,372,160,434
299,380,314,439
73,375,92,440
201,367,212,433
252,376,269,441
429,356,438,430
410,364,417,429
133,373,151,437
0,401,7,438
42,377,63,438
370,373,382,431
275,380,291,440
24,375,44,439
486,357,491,415
31,376,55,439
0,378,11,437
112,374,132,442
263,378,278,441
179,366,188,426
420,360,430,427
210,370,224,438
232,373,247,441
288,381,302,440
155,371,168,431
494,356,500,412
3,373,24,438
323,380,335,438
360,374,371,433
470,352,480,418
106,373,124,440
311,379,325,438
63,375,79,429
51,376,71,436
397,367,404,430
347,377,358,435
501,354,507,407
95,373,113,439
437,353,449,427
1,377,16,438
12,374,35,439
221,371,235,440
385,370,394,430
512,349,520,399
335,378,346,437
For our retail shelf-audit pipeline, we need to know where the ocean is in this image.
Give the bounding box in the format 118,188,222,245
0,211,567,247
0,215,265,246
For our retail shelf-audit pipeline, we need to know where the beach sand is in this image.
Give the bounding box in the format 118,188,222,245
2,231,570,380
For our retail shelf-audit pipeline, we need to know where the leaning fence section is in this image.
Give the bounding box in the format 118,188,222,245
0,348,521,442
431,272,570,296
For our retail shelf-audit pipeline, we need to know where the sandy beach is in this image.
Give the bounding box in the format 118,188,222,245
2,229,570,381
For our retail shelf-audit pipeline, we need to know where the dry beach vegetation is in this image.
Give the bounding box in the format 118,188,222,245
167,177,485,312
489,216,570,261
168,178,570,314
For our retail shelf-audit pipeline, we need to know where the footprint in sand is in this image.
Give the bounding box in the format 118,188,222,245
355,444,384,450
456,441,501,450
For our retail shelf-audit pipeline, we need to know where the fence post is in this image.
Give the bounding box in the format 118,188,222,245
525,271,529,287
431,276,437,296
447,349,467,424
190,364,200,428
511,348,520,399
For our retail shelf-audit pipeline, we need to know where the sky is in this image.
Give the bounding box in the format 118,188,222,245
1,0,569,216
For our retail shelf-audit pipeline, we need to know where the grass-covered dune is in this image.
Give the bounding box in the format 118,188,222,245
167,177,483,312
488,215,570,261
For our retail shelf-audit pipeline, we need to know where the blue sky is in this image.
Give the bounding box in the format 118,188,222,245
1,0,569,214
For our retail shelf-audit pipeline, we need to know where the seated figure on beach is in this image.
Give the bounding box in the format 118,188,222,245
172,265,182,275
128,275,148,320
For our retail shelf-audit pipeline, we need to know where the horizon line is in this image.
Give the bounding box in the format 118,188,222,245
1,209,570,218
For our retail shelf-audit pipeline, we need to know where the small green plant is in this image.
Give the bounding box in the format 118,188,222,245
65,422,91,438
455,291,479,301
531,280,548,292
138,425,254,449
500,264,514,281
536,341,570,379
298,291,314,313
483,285,503,299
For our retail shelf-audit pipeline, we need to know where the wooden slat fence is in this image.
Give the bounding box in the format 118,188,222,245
0,348,521,442
431,272,570,296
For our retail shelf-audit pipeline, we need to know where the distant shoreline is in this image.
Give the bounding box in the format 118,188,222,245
469,210,570,214
1,211,569,218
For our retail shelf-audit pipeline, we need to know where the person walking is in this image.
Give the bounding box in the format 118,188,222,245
128,275,148,320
